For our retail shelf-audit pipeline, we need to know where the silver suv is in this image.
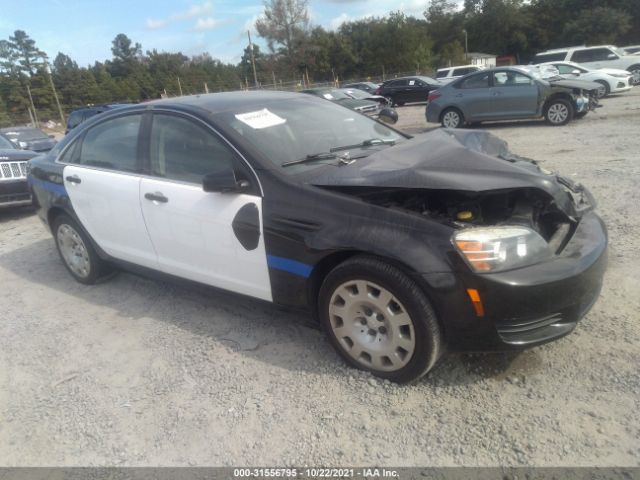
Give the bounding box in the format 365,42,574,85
532,45,640,84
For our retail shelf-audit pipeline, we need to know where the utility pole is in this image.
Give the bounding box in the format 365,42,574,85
45,61,65,127
247,30,259,88
177,77,183,96
204,82,209,94
26,84,39,128
463,29,468,62
272,71,276,89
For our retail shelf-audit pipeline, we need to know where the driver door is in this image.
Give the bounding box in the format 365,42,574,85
139,112,272,301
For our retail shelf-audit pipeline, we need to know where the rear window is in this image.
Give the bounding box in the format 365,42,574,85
458,72,490,89
532,52,567,64
436,69,450,78
453,67,477,76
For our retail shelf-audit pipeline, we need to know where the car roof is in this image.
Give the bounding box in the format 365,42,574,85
537,45,616,54
0,126,43,132
145,90,305,114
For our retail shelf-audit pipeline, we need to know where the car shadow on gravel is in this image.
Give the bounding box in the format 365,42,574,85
0,206,36,223
0,237,545,385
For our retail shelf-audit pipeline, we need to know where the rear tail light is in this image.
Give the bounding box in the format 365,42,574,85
428,90,441,103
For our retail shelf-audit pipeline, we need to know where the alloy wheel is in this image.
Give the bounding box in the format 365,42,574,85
547,103,569,124
442,111,461,128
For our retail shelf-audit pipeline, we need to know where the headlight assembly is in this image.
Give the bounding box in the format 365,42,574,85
453,226,551,273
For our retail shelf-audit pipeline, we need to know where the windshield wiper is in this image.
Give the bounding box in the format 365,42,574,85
329,138,396,153
281,138,396,168
281,151,341,168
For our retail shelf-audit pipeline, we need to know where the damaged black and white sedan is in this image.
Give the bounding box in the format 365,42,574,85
28,91,607,383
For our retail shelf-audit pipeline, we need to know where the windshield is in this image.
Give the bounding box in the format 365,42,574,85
0,135,16,149
212,95,404,173
3,128,48,141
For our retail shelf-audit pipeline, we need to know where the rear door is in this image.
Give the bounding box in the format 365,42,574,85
451,71,493,120
570,48,616,69
489,70,539,118
139,112,272,301
61,113,159,269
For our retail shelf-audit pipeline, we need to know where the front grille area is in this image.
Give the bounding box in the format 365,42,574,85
0,161,28,181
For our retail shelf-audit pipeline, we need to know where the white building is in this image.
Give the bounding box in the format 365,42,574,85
466,52,497,68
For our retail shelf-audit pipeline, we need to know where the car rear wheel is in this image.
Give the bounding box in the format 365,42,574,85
441,108,464,128
53,214,111,284
318,255,441,383
594,80,609,98
544,99,574,126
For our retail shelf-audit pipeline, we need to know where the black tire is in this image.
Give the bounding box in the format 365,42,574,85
318,255,441,383
52,213,111,285
594,80,610,98
440,107,464,128
628,65,640,86
575,111,588,119
395,100,405,107
544,98,574,126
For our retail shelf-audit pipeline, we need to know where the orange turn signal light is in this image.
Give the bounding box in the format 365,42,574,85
466,288,485,317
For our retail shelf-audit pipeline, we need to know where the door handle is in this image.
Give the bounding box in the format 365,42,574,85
144,192,169,203
65,175,81,184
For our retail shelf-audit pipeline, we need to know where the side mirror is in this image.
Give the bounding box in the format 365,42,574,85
571,69,581,75
607,53,618,59
378,107,398,124
202,169,250,193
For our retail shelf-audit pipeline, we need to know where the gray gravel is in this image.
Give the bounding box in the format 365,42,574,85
0,89,639,467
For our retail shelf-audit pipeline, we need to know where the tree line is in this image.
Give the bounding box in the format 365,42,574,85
0,0,637,127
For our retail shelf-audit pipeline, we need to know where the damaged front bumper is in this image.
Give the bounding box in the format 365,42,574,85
420,211,607,351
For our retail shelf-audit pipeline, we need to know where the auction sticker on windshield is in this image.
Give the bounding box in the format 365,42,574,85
235,109,286,129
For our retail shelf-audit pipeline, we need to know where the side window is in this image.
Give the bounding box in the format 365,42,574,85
436,70,449,78
389,79,407,87
571,49,596,63
493,71,532,86
67,111,83,130
555,64,575,74
149,114,236,184
77,114,141,172
459,72,490,89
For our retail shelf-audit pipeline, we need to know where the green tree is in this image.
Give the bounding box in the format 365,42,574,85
8,30,47,76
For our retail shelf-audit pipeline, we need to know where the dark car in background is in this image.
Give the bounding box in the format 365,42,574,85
0,127,57,152
302,87,397,123
341,81,379,94
28,91,606,382
426,67,600,128
66,104,127,134
375,76,442,106
0,134,39,208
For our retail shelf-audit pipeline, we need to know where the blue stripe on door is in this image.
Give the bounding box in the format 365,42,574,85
28,177,67,196
267,255,313,278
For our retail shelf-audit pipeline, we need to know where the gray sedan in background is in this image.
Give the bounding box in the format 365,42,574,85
425,67,600,128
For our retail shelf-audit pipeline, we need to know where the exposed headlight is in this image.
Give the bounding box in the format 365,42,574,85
453,226,551,273
609,73,629,78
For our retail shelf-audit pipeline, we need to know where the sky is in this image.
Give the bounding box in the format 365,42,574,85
0,0,430,67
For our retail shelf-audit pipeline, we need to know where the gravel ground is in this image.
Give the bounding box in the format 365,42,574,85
0,89,639,467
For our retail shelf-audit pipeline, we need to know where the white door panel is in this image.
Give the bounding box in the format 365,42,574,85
139,178,272,301
63,165,158,268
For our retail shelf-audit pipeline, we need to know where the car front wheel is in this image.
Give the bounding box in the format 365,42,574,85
53,214,111,284
319,255,441,383
441,108,464,128
544,99,574,126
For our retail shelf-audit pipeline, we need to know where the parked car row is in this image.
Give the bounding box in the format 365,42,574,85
0,134,40,208
531,44,640,85
301,87,398,124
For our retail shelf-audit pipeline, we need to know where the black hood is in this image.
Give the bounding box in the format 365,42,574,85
0,148,39,161
308,129,585,218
